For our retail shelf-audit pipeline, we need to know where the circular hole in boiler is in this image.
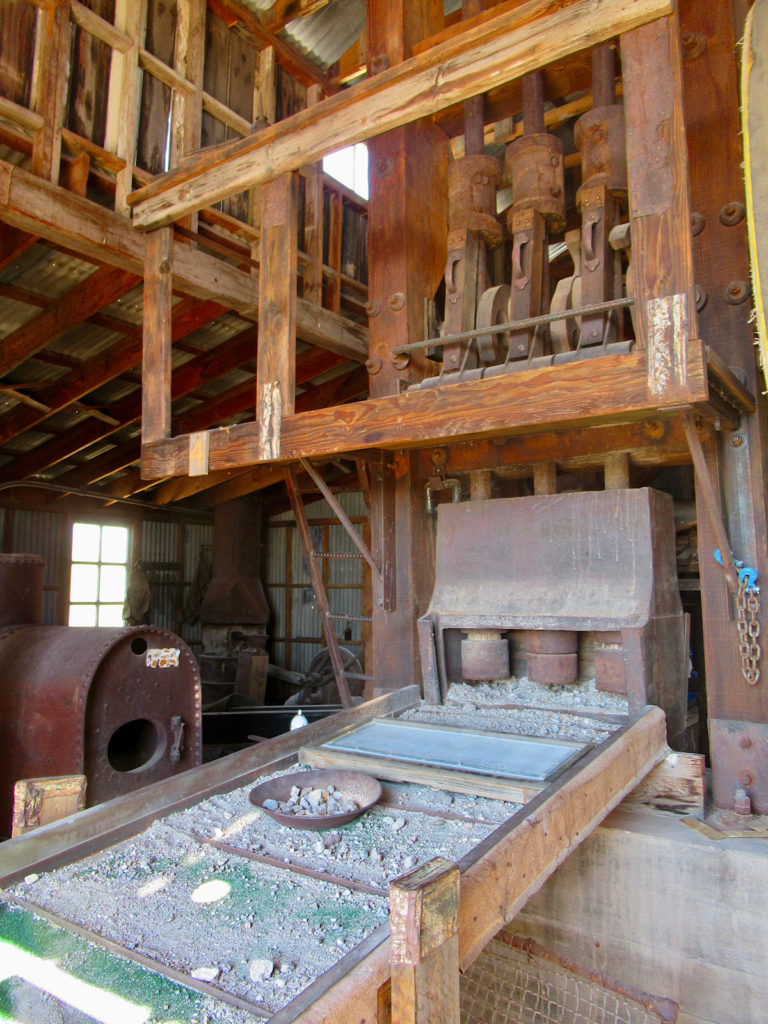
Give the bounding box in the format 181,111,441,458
107,718,163,773
130,637,148,656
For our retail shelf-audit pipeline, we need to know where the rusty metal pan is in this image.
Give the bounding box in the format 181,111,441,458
249,769,381,830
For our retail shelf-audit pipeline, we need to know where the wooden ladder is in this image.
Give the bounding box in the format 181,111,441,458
284,459,381,707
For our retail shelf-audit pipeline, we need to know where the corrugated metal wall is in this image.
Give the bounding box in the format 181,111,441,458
7,509,66,625
1,508,213,649
1,491,365,674
266,491,367,673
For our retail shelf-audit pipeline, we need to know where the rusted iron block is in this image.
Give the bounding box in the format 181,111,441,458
594,630,627,694
525,630,578,654
574,105,628,200
710,720,768,815
461,631,510,681
527,652,579,685
505,133,565,231
448,153,503,245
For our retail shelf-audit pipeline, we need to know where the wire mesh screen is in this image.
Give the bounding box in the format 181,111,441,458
461,935,678,1024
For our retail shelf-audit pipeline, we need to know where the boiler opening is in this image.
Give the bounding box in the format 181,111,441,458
107,719,163,772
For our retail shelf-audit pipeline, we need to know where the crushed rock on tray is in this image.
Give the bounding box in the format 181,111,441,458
447,676,629,714
11,819,389,1016
399,702,615,745
164,772,519,893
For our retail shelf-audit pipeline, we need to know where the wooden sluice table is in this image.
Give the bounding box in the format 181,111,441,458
0,686,667,1023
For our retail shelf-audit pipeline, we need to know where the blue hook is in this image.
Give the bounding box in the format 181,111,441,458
714,549,759,591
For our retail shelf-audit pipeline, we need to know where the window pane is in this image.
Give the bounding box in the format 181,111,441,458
70,563,98,603
72,523,100,562
100,564,126,603
98,604,124,627
69,604,97,627
101,525,129,564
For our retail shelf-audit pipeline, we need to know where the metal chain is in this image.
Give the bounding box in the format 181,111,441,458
736,576,761,685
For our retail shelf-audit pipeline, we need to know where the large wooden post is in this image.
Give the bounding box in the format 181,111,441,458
366,0,447,693
257,173,298,461
390,858,460,1024
621,10,698,401
679,0,768,811
141,227,174,449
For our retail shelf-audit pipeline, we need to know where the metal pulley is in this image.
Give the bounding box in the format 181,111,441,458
549,229,583,353
475,284,513,362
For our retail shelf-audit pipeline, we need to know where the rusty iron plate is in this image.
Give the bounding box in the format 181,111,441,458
249,769,382,830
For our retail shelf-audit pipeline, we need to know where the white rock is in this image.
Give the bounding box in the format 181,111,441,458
191,966,220,983
250,958,274,983
23,874,39,885
262,798,279,811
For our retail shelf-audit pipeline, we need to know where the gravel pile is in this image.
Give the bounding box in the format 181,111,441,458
447,675,629,714
400,703,614,745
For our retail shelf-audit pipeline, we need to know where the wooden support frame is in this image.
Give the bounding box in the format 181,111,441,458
30,0,70,183
0,698,666,1024
105,0,147,215
140,343,720,479
283,465,354,709
129,0,673,229
0,161,368,361
390,859,460,1024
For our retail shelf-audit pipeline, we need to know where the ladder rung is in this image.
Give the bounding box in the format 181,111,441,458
312,551,364,559
343,672,374,681
326,613,372,623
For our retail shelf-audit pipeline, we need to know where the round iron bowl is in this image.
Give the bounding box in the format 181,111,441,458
248,769,382,830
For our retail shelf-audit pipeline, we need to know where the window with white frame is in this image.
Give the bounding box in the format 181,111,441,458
68,522,130,627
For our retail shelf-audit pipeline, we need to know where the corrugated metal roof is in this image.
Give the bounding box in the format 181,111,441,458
0,297,39,339
45,322,123,361
281,0,365,71
1,246,95,298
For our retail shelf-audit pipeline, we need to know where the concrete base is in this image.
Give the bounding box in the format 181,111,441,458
509,806,768,1024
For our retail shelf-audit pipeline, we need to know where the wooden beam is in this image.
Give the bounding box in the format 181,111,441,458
139,367,366,505
256,174,298,460
0,161,368,361
142,228,174,444
390,859,460,1024
105,0,147,214
0,225,37,273
69,0,132,51
129,0,671,229
30,0,70,182
0,266,139,380
621,11,697,400
140,346,711,478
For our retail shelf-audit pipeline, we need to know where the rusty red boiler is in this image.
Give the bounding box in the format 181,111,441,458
0,554,201,835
